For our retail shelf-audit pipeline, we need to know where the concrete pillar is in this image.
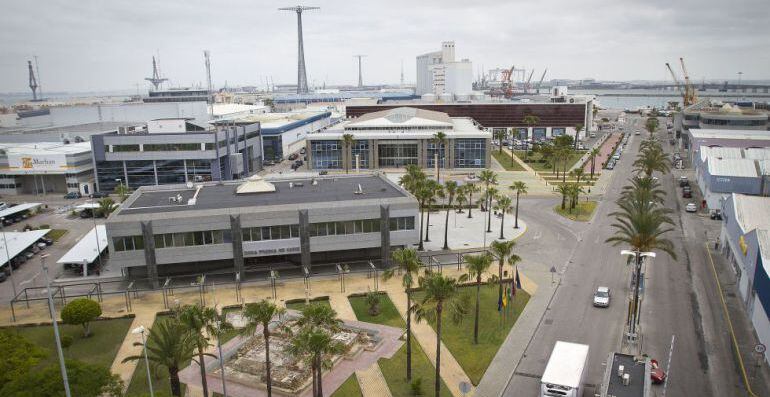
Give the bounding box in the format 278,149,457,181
371,140,379,169
417,140,425,168
305,140,313,169
448,139,455,169
230,215,244,275
380,205,391,268
141,221,159,288
299,210,311,271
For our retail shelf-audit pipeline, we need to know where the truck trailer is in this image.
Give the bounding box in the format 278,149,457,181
540,341,590,397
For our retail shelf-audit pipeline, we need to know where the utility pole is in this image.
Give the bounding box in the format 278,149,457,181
204,50,213,119
353,54,366,88
279,5,319,94
42,254,72,397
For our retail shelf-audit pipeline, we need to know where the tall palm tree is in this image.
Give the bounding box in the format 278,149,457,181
465,182,480,219
296,303,342,331
383,248,421,380
206,308,233,397
423,180,443,243
573,123,584,150
293,303,341,396
415,183,432,250
98,197,116,218
645,117,659,137
621,175,667,205
568,183,584,212
495,196,513,239
400,164,426,194
114,182,130,202
414,273,468,397
442,181,458,250
556,184,570,210
633,143,671,177
178,305,219,397
460,254,494,344
560,147,573,183
588,147,601,180
122,318,197,397
455,187,468,214
287,327,345,397
572,169,585,185
342,133,355,174
478,170,498,232
489,239,516,315
432,131,447,182
241,300,286,397
509,181,527,229
522,115,540,161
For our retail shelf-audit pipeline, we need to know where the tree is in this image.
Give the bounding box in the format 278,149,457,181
423,180,443,243
431,131,447,182
342,133,355,174
559,147,573,183
399,165,426,194
0,360,122,397
490,239,517,312
383,248,421,380
509,181,527,229
567,183,584,212
442,181,458,250
413,273,468,397
61,298,102,337
287,327,345,397
573,124,584,150
454,187,467,214
296,303,342,332
366,291,381,315
621,175,667,205
242,300,286,397
556,184,570,210
178,305,219,397
114,183,130,202
460,254,494,344
204,309,233,397
522,115,540,161
588,148,601,180
485,187,499,233
0,331,46,389
478,170,498,233
98,197,116,218
464,182,480,219
495,195,513,239
645,117,659,137
572,169,585,186
414,182,432,250
634,141,671,177
123,318,196,397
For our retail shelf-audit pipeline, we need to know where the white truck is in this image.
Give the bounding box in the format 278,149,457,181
540,341,590,397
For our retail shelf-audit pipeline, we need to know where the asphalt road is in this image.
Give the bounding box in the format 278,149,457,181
501,115,729,396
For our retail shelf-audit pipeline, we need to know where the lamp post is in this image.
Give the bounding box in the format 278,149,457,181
41,254,72,397
1,217,18,297
621,249,656,342
132,325,154,397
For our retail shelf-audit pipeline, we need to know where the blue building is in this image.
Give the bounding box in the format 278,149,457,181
226,111,332,161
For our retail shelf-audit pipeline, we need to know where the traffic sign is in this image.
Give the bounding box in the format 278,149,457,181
755,343,766,354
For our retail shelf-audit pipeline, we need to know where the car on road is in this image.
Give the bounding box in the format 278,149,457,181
300,147,306,155
682,186,692,198
679,176,689,187
685,203,698,212
593,286,611,307
90,191,109,198
650,359,667,384
606,160,615,170
288,153,299,161
63,192,81,199
590,132,596,138
710,209,723,220
635,130,641,135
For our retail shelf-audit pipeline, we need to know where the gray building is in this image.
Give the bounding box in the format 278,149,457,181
105,173,418,286
0,142,94,195
91,118,262,193
695,146,770,209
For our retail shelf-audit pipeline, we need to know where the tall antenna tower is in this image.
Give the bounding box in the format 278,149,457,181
204,50,213,119
145,56,168,91
27,60,39,101
278,5,319,94
353,54,366,88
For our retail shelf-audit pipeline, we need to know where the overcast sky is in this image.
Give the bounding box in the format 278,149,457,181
1,0,768,93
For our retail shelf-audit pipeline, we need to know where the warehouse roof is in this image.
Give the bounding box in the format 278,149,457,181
699,146,743,162
117,174,410,216
690,129,770,141
0,142,91,155
706,157,758,178
732,194,770,233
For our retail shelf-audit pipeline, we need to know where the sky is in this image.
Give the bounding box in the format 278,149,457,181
1,0,769,93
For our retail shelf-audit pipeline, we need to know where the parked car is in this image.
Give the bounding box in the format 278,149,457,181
606,161,615,170
593,286,611,307
319,170,329,175
24,251,34,260
288,153,299,161
63,192,81,199
300,147,306,155
90,191,109,198
590,132,597,138
36,242,47,250
635,130,641,135
39,237,54,246
685,203,698,212
0,271,6,282
0,202,7,211
682,189,692,198
710,209,723,220
679,176,689,187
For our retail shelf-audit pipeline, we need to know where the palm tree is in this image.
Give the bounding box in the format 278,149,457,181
478,170,498,232
178,305,219,397
460,254,494,344
489,239,516,315
560,147,573,183
413,273,468,397
645,117,659,137
621,176,667,205
98,197,116,218
287,327,345,397
342,133,355,174
122,318,196,397
572,169,585,185
633,143,671,177
114,183,130,202
442,181,458,250
455,187,468,214
382,248,421,380
573,123,584,150
509,181,527,229
293,303,342,397
206,308,233,397
556,184,570,210
415,183,432,250
423,180,443,243
432,131,447,182
567,183,584,213
522,115,540,161
495,196,513,239
465,182,480,219
400,165,426,194
588,148,600,180
296,303,342,331
242,300,286,397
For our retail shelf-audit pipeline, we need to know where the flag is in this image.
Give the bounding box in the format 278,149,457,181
502,293,508,308
515,267,522,289
497,296,503,312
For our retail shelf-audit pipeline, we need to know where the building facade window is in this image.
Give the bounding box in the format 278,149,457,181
426,141,446,168
263,136,283,161
112,144,140,152
153,230,231,248
309,218,384,237
533,128,547,141
143,143,202,151
113,236,145,251
350,140,369,169
125,160,156,188
187,159,213,182
389,216,415,231
242,224,300,241
552,127,565,136
517,128,529,140
454,139,486,168
95,161,126,192
311,141,342,169
156,160,187,185
378,143,418,167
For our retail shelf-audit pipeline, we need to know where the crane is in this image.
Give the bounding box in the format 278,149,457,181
523,70,535,93
679,57,697,106
535,68,548,93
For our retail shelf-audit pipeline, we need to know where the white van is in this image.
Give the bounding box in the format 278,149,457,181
541,341,589,397
0,202,7,211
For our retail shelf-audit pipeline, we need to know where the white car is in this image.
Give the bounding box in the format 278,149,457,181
685,203,697,213
635,130,641,135
593,286,611,307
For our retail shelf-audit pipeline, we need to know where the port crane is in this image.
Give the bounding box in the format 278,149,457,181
535,69,548,93
665,57,697,107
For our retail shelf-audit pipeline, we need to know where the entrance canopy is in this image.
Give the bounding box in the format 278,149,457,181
57,225,107,265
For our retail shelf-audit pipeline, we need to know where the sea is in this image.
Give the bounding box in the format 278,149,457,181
571,89,769,110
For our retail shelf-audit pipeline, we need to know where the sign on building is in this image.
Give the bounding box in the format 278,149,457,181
7,153,68,173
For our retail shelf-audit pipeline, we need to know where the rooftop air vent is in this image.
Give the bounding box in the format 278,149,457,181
622,373,630,386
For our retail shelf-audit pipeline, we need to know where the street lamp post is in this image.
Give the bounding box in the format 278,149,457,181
132,325,154,397
41,254,72,397
1,217,18,297
621,250,656,342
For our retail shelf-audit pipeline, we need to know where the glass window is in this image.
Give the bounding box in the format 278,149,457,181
154,235,165,249
310,141,342,169
242,229,251,242
212,230,223,244
261,226,271,240
454,139,487,169
133,236,144,250
378,143,419,168
223,230,232,243
291,225,300,238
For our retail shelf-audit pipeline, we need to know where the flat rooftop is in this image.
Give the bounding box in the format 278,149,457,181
0,142,91,155
118,174,410,216
606,353,646,397
690,129,770,141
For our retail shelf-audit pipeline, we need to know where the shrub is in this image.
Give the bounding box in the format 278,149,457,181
410,377,423,396
366,291,381,316
61,298,102,337
39,224,50,229
60,335,74,349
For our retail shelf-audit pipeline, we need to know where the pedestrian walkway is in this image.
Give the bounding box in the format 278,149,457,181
356,364,393,397
583,132,621,174
329,293,357,320
110,311,158,392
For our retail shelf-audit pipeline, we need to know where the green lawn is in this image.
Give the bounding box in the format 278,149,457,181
285,297,331,311
491,151,525,171
46,229,68,241
5,316,133,369
348,293,452,397
125,315,185,397
414,284,530,385
514,150,585,173
330,374,364,397
554,200,598,222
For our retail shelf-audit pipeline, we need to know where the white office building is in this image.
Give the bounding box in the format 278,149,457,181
416,42,473,98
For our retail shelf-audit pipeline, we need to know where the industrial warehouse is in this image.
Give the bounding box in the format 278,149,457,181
105,173,418,286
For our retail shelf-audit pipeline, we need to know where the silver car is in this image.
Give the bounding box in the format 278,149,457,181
593,286,611,307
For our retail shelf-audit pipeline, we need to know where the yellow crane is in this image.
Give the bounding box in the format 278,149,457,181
665,58,698,107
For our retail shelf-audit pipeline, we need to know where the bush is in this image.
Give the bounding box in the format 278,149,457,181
410,377,423,396
366,291,381,316
39,224,50,229
0,359,123,397
60,335,74,349
0,331,46,389
61,298,102,337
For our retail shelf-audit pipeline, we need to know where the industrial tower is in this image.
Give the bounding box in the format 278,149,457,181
354,54,366,88
279,5,319,94
27,60,39,101
145,56,168,91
